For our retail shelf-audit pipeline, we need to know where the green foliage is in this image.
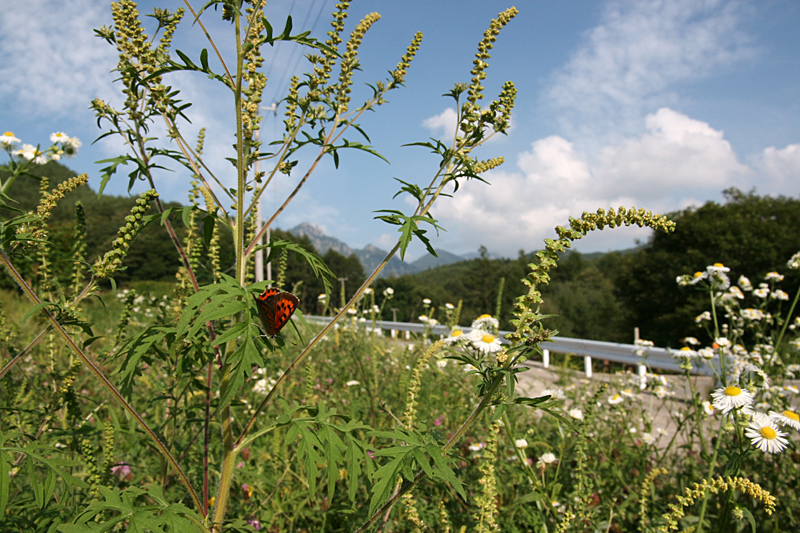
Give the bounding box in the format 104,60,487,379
13,3,796,533
58,485,205,533
615,188,800,346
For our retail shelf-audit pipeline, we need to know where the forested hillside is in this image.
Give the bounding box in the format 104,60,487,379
3,161,798,348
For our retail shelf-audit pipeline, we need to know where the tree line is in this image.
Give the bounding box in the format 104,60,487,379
3,162,798,349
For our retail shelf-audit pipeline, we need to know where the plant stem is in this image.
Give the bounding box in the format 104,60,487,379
355,373,505,533
695,422,724,533
0,247,202,512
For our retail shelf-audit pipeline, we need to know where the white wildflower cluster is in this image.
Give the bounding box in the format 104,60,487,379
2,131,81,164
710,384,798,454
251,367,280,395
678,258,800,455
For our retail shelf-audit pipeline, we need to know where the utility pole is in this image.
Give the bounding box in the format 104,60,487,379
338,277,348,308
254,103,277,283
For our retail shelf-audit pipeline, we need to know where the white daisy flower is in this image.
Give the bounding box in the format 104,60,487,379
741,308,765,321
568,408,583,420
702,400,715,416
753,287,770,299
642,432,656,445
50,131,70,143
472,332,502,354
707,263,730,274
765,271,784,282
515,438,528,449
695,311,712,323
726,286,745,300
537,452,557,468
468,442,486,452
771,289,789,301
787,252,800,270
608,393,624,405
745,417,788,454
471,314,499,330
345,380,360,387
541,388,565,401
770,409,800,431
738,275,753,291
444,327,466,344
0,131,20,146
711,386,754,414
698,348,715,360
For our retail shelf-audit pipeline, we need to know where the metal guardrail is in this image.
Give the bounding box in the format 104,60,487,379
302,315,716,377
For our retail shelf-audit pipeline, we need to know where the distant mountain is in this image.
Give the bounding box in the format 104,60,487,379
355,244,415,277
288,223,355,256
409,249,465,271
460,250,502,261
287,223,473,278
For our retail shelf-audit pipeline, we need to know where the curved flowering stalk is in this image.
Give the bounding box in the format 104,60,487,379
507,207,676,347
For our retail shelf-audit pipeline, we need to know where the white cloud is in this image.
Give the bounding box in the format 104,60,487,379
546,0,755,142
751,144,800,195
0,0,117,117
422,108,458,142
434,108,766,255
595,108,751,200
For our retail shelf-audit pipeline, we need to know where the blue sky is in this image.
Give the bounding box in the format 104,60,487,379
2,0,799,260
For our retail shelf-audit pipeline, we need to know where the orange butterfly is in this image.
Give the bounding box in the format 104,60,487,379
254,288,299,337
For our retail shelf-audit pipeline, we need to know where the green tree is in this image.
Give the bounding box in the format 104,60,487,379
615,188,800,346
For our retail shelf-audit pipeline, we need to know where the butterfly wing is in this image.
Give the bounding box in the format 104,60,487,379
254,289,298,337
272,293,299,334
255,288,281,336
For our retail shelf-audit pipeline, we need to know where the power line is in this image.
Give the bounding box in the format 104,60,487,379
265,0,328,107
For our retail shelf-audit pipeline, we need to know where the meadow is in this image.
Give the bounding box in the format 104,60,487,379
2,2,800,532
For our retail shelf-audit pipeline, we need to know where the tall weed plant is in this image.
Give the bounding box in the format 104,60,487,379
5,2,793,532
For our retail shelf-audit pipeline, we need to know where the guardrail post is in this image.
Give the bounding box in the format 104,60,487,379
390,329,397,339
637,364,647,389
584,356,593,378
405,331,410,340
542,349,549,369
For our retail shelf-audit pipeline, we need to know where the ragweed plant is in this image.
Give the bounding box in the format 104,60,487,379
0,3,695,532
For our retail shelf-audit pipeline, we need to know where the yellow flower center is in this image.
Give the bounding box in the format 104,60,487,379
713,263,725,268
784,410,799,422
3,131,14,136
477,314,492,320
680,347,691,351
760,426,777,440
451,329,463,337
693,272,703,278
482,334,495,343
724,386,742,397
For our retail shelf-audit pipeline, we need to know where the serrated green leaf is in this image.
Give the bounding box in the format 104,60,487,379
211,320,248,346
369,454,405,516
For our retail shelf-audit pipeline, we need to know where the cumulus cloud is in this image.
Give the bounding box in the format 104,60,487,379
422,108,458,142
546,0,755,142
596,108,751,200
433,108,792,255
0,0,117,117
751,144,800,195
